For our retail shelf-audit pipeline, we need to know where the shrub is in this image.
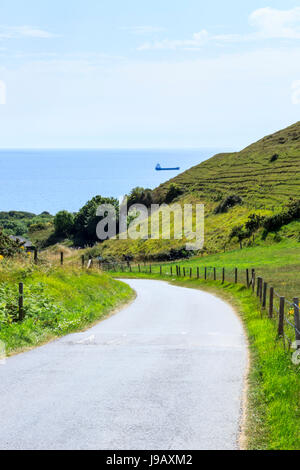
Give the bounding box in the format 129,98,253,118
270,153,279,163
263,199,300,232
165,184,183,204
214,194,242,214
28,222,50,233
0,282,65,327
54,211,74,238
127,187,153,208
0,231,22,257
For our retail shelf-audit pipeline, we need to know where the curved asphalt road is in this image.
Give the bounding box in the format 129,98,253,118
0,279,247,450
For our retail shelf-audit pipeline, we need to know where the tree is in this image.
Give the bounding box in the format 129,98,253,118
54,211,74,237
165,184,183,204
73,195,119,245
127,187,153,208
244,213,264,242
229,225,246,249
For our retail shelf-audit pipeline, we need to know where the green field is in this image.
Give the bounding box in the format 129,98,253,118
161,240,300,300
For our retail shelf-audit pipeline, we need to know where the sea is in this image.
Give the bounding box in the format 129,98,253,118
0,148,225,214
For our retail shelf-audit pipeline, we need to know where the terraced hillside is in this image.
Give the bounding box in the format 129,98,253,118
90,122,300,261
154,121,300,208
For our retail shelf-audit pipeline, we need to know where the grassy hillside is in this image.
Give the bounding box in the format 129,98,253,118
94,122,300,261
0,262,133,355
154,121,300,208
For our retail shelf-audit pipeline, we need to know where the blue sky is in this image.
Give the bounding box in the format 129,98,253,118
0,0,299,149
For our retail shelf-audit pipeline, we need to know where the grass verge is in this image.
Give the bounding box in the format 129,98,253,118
0,266,134,355
112,271,300,450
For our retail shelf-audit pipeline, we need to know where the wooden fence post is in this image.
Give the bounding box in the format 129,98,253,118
138,264,141,273
150,265,152,274
278,297,285,337
81,255,85,268
293,298,300,347
235,268,238,284
246,269,250,288
34,248,38,264
170,266,173,276
183,267,186,277
256,277,261,297
262,282,267,309
222,268,225,284
18,282,24,321
190,268,192,278
269,287,274,318
204,267,207,280
259,278,263,303
213,267,216,281
160,266,162,276
197,267,199,279
60,252,64,266
252,269,255,293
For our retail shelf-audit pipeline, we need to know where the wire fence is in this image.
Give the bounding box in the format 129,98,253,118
8,250,300,357
100,259,300,356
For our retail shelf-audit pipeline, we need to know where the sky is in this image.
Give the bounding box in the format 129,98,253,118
0,0,299,149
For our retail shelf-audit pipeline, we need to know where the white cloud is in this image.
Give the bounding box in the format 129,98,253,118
250,7,300,39
0,25,58,40
123,26,166,35
138,30,209,50
138,7,300,51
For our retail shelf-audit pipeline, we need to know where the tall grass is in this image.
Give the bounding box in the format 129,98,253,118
0,261,133,355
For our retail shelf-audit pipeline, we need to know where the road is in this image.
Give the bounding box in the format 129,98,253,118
0,279,247,450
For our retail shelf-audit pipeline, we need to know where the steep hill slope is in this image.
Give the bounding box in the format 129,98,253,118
154,121,300,208
93,122,300,261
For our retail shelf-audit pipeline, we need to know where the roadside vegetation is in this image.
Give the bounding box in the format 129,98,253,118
108,269,300,450
157,239,300,301
0,260,133,355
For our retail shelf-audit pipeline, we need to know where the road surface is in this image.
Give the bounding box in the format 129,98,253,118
0,279,247,450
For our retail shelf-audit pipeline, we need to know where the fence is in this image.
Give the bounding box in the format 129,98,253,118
8,252,300,353
101,261,300,352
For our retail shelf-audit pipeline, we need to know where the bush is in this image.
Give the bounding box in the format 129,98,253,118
214,195,242,214
1,220,27,236
270,153,279,163
165,184,183,204
263,199,300,232
0,231,22,257
127,187,153,208
54,211,74,238
0,283,64,327
28,222,50,233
